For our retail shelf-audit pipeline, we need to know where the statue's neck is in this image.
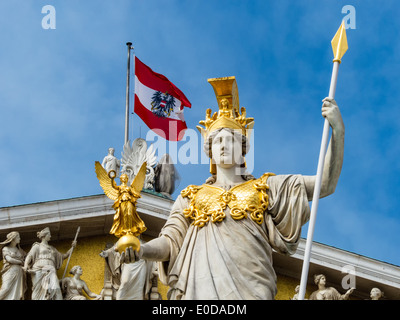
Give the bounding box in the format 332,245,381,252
214,165,244,187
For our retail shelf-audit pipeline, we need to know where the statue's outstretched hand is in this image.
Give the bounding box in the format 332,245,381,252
120,246,141,264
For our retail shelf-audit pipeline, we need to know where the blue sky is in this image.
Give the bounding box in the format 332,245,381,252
1,1,400,267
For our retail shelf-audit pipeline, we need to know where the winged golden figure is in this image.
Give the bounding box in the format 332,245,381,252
95,161,147,252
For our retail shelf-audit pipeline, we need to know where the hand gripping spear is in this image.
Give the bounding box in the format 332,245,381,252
297,22,348,300
62,226,80,279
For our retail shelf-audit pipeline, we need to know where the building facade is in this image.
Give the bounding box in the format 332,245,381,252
0,190,399,300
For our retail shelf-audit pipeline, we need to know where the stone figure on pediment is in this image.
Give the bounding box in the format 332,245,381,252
118,245,156,300
309,274,354,300
291,285,306,300
154,153,180,198
102,147,121,177
0,232,27,300
121,138,157,190
61,265,101,300
370,287,384,300
24,227,76,300
100,240,157,300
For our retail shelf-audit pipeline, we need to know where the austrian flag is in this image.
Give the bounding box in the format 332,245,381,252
134,57,191,141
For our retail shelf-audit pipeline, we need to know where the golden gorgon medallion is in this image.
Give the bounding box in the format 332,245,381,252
181,173,275,227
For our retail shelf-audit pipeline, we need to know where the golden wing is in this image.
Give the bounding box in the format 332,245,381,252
94,161,119,201
131,161,147,193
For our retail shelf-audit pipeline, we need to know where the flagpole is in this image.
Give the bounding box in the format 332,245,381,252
125,42,134,145
298,22,348,300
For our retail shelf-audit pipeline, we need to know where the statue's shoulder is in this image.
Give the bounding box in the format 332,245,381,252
180,184,204,198
26,242,40,255
257,172,276,183
30,242,40,248
1,245,11,255
61,276,73,289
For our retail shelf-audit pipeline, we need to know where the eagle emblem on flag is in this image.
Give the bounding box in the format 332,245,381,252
151,91,176,118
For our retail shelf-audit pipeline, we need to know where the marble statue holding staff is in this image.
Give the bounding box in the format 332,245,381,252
127,76,345,300
24,227,76,300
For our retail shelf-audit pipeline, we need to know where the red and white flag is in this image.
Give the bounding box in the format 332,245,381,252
134,57,191,141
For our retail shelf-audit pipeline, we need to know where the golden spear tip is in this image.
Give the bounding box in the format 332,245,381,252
331,20,348,63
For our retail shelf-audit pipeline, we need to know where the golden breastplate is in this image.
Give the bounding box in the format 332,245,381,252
181,173,274,228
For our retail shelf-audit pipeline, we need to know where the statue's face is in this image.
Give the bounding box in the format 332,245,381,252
44,232,51,241
211,129,242,168
9,232,21,244
120,174,128,184
220,98,229,109
76,266,83,275
370,288,381,299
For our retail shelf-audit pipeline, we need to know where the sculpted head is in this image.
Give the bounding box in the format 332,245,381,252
370,287,383,300
0,231,20,246
197,77,254,178
314,274,326,286
37,227,51,241
204,128,249,169
202,128,252,183
70,265,83,276
120,174,129,184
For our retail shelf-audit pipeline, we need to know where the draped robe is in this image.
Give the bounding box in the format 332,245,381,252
25,242,64,300
0,246,26,300
157,174,310,300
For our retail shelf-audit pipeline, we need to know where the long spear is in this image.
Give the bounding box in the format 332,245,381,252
298,21,348,300
62,226,80,279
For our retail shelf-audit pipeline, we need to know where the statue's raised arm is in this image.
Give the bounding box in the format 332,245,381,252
302,97,345,200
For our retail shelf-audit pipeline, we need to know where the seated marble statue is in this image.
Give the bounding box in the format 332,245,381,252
128,77,345,300
61,265,101,300
291,285,302,300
